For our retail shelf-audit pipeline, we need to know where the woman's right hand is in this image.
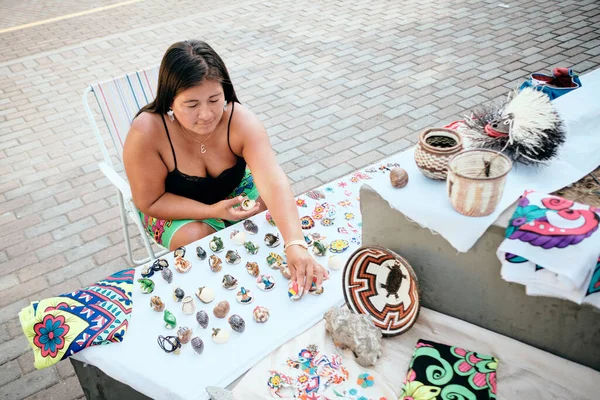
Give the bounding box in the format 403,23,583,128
210,196,261,221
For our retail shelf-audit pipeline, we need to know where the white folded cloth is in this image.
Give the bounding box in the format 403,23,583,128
497,190,600,308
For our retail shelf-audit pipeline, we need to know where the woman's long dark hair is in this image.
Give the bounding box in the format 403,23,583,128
136,40,239,117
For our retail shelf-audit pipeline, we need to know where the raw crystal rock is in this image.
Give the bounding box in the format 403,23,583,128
324,306,382,367
206,386,236,400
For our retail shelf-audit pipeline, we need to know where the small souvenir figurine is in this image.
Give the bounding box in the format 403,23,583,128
161,267,173,284
141,264,154,278
329,239,349,254
212,327,230,344
150,296,165,312
177,326,193,344
196,246,207,260
209,236,224,253
280,266,292,280
309,277,324,295
243,219,259,235
265,210,276,226
222,274,238,290
225,250,241,265
182,296,195,315
230,229,246,246
288,280,303,301
191,337,204,355
245,261,260,277
157,335,181,355
174,246,186,258
304,234,313,247
213,300,230,318
320,218,334,227
306,189,325,200
253,306,270,323
243,241,260,255
328,255,343,271
236,287,254,304
151,258,169,271
209,255,222,272
173,287,185,302
228,314,245,333
312,240,327,256
242,198,256,211
196,310,209,329
163,310,176,329
174,256,191,273
256,274,276,291
266,252,285,269
138,278,154,294
300,216,315,230
195,286,215,303
264,233,280,248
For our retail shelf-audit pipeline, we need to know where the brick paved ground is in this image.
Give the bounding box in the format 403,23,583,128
1,0,599,398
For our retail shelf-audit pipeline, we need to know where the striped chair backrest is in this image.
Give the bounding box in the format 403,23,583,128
91,65,159,160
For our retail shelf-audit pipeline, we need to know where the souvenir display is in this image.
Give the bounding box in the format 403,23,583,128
399,339,498,400
245,261,260,277
191,337,204,355
228,314,246,333
182,296,195,315
300,216,315,229
163,310,177,329
390,167,409,188
414,128,463,180
177,326,193,344
456,87,566,165
264,233,280,248
236,287,254,304
253,306,270,323
212,328,230,344
173,287,185,302
242,198,256,211
288,281,303,301
256,274,276,291
209,255,223,272
213,300,230,318
342,246,420,337
280,266,292,280
196,310,209,329
150,296,165,312
225,250,241,265
141,264,154,278
244,241,260,255
330,239,349,254
230,229,246,246
313,241,327,256
210,236,224,253
174,256,191,273
161,267,173,284
195,286,215,304
196,246,207,260
324,306,382,367
328,255,343,271
222,274,238,290
447,149,512,217
266,252,285,269
174,246,186,258
265,210,276,226
157,335,181,355
137,278,154,294
243,219,259,235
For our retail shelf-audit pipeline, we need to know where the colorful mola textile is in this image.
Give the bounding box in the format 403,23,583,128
400,339,498,400
19,268,134,369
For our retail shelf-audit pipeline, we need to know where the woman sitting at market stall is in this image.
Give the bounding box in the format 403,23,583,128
123,39,327,293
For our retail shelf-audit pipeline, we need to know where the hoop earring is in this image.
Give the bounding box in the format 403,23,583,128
167,109,175,122
223,101,227,112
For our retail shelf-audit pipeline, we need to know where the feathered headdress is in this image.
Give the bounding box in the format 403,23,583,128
456,87,566,165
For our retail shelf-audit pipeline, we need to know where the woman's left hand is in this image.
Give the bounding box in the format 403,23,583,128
285,246,329,296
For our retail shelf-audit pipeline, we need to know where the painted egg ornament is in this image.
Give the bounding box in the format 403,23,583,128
230,229,246,246
213,300,230,318
195,286,215,304
196,310,209,329
212,327,230,344
242,198,256,211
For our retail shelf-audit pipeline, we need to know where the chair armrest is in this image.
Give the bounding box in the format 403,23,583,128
98,162,133,199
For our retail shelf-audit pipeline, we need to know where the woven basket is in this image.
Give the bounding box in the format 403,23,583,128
447,149,512,217
414,128,463,180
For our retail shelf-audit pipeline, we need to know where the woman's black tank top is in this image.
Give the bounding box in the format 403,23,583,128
162,102,246,205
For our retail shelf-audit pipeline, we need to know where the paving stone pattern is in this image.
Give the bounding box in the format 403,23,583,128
0,0,599,398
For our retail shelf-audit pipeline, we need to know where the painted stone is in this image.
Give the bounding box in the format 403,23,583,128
209,255,223,272
191,337,204,355
288,280,303,301
300,216,315,230
173,287,185,302
163,310,176,329
242,198,256,211
265,211,276,226
182,296,195,315
177,326,192,344
328,255,343,271
243,241,259,255
256,274,276,291
174,246,186,258
196,310,209,329
329,239,349,254
312,241,327,256
243,219,259,235
174,256,191,273
228,314,245,333
253,306,270,323
236,287,254,304
196,246,207,260
161,267,173,284
196,286,215,303
225,250,241,265
213,300,230,318
264,233,280,248
222,274,238,290
141,265,154,278
245,261,260,277
209,236,224,253
230,229,246,246
266,252,285,269
212,327,230,344
150,296,164,312
138,278,154,294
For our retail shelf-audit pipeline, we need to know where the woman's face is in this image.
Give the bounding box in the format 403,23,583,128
171,80,225,136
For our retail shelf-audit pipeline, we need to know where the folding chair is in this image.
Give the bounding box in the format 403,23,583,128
82,65,169,265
